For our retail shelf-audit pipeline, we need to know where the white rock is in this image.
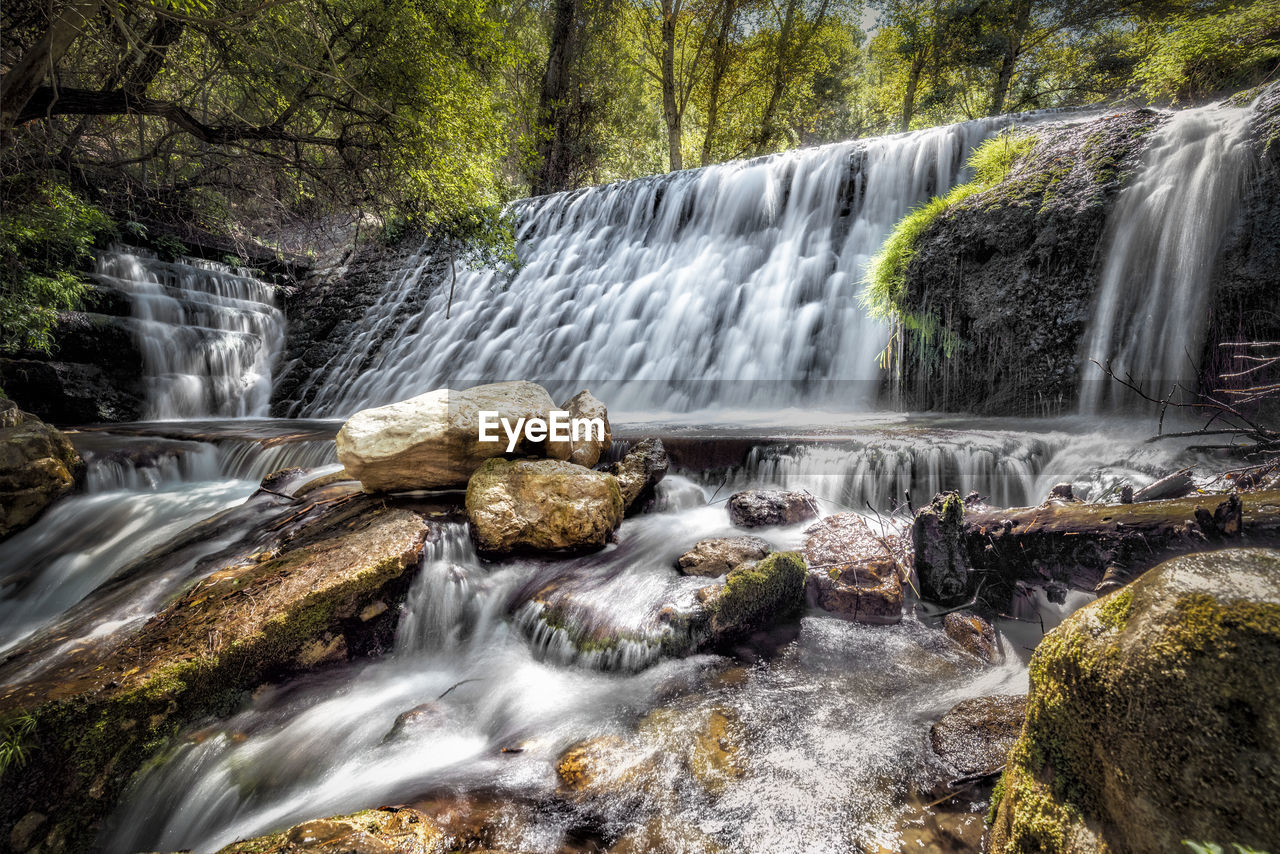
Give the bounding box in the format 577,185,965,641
336,381,557,492
545,389,612,467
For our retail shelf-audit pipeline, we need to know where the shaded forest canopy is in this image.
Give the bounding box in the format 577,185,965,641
0,0,1277,252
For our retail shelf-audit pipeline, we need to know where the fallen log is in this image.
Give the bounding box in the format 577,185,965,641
913,490,1280,609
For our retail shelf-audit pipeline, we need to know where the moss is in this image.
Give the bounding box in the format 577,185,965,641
0,502,429,852
710,551,807,640
992,549,1280,853
862,132,1037,369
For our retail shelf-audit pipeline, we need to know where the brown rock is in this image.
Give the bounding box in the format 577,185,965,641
943,611,1002,663
802,513,903,624
215,806,447,853
465,458,624,556
675,535,773,577
0,398,82,539
727,489,819,528
544,389,611,467
603,438,669,513
930,694,1026,777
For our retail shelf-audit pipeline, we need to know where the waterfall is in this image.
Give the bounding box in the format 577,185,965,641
1079,102,1255,412
296,114,1058,417
94,248,285,419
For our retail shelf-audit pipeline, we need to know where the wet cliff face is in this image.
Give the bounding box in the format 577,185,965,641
893,110,1166,415
271,236,449,417
1205,86,1280,417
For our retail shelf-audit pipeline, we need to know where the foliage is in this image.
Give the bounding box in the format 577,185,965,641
1133,2,1280,102
0,713,39,777
0,174,112,354
863,131,1035,325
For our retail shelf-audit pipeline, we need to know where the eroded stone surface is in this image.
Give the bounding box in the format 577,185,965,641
991,548,1280,854
675,536,773,577
336,381,557,492
0,397,82,540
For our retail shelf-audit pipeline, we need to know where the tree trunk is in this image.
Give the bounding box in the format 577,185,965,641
901,53,926,133
754,0,798,154
988,0,1033,115
913,490,1280,611
534,0,580,195
661,0,682,171
1,0,104,131
700,0,736,167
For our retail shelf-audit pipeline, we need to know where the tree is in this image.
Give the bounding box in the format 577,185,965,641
1,0,514,238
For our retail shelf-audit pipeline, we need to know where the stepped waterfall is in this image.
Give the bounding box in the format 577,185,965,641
295,114,1055,417
94,249,284,419
3,99,1273,854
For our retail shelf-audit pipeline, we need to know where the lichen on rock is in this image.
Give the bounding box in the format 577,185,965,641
465,457,624,556
990,547,1280,854
707,551,807,642
0,396,83,540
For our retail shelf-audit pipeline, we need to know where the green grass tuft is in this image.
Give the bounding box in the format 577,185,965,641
861,132,1037,369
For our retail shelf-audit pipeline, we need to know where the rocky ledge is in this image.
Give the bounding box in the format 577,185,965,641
0,396,83,541
0,477,431,853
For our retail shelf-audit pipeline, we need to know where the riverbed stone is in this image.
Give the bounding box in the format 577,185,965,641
675,535,773,577
0,397,83,540
465,458,624,556
801,513,904,624
335,380,557,492
603,437,669,513
0,495,431,854
214,806,448,853
930,694,1026,777
990,548,1280,854
706,551,808,642
943,611,1002,663
545,389,611,467
727,489,819,528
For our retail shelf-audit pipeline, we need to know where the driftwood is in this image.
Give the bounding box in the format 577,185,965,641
914,490,1280,609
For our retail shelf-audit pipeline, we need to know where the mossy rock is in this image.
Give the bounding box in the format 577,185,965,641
708,552,807,642
465,457,624,556
214,806,448,853
990,548,1280,854
0,398,83,540
0,496,430,853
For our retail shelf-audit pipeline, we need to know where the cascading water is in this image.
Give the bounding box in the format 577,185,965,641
94,248,285,418
1079,101,1255,412
295,114,1059,417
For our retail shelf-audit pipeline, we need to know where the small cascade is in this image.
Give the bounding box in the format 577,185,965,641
296,113,1062,417
1079,102,1255,412
94,248,285,418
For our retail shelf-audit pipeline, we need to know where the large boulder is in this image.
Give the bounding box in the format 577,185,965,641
214,806,448,854
706,551,808,642
465,458,624,556
603,438,669,513
545,389,611,467
0,397,83,540
990,548,1280,854
675,535,773,577
930,694,1026,778
335,381,557,492
801,513,903,624
727,489,819,528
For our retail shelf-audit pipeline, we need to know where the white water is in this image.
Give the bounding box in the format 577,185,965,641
295,114,1061,417
1079,102,1254,412
95,249,284,418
